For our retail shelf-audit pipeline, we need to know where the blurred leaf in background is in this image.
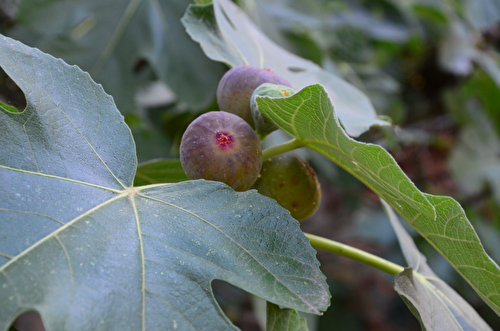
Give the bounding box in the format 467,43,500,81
9,0,226,115
6,0,227,161
449,104,500,206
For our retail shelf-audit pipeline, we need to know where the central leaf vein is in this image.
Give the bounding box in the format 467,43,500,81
129,192,146,331
136,191,316,310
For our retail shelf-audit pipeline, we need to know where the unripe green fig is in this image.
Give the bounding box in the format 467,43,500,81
250,83,295,135
217,65,292,128
180,111,262,191
252,152,321,221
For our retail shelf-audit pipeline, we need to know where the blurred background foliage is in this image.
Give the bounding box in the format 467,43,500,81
1,0,500,330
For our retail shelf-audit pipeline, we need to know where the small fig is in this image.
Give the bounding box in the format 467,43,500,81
217,65,292,128
252,152,321,221
180,111,262,191
250,83,295,135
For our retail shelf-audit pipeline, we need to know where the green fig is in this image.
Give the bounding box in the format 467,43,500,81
250,83,295,136
253,152,321,221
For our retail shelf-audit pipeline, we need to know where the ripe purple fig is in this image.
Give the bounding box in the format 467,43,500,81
180,111,262,191
217,65,292,128
252,152,321,221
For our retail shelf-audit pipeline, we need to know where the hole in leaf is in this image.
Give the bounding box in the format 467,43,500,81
133,58,149,75
0,67,26,113
11,310,46,331
211,279,262,330
287,66,307,73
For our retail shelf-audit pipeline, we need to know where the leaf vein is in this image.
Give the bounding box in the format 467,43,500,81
137,192,316,311
54,234,74,330
0,208,65,225
145,288,197,330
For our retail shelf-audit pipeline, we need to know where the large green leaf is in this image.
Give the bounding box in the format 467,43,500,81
254,84,500,316
10,0,225,113
0,35,329,331
381,200,492,330
181,0,389,137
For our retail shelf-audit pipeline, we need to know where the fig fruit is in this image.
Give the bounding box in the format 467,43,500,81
217,65,292,128
252,152,321,221
250,83,295,135
180,111,262,191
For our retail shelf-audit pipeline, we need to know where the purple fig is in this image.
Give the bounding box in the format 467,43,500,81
180,111,262,191
217,65,292,128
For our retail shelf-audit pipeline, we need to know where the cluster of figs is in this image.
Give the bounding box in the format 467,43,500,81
180,65,321,221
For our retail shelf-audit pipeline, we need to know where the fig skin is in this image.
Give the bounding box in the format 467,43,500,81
250,83,295,136
252,152,321,221
180,111,262,191
217,65,292,128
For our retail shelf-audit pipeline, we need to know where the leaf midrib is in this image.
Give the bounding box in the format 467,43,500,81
258,93,435,220
135,190,320,312
258,85,500,314
1,179,323,318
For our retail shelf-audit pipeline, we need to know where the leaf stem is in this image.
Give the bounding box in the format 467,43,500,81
261,139,303,160
304,233,405,276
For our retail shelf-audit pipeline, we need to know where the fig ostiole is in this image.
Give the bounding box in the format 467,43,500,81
180,111,262,192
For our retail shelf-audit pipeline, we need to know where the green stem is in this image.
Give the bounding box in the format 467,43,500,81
261,139,303,160
305,233,405,276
